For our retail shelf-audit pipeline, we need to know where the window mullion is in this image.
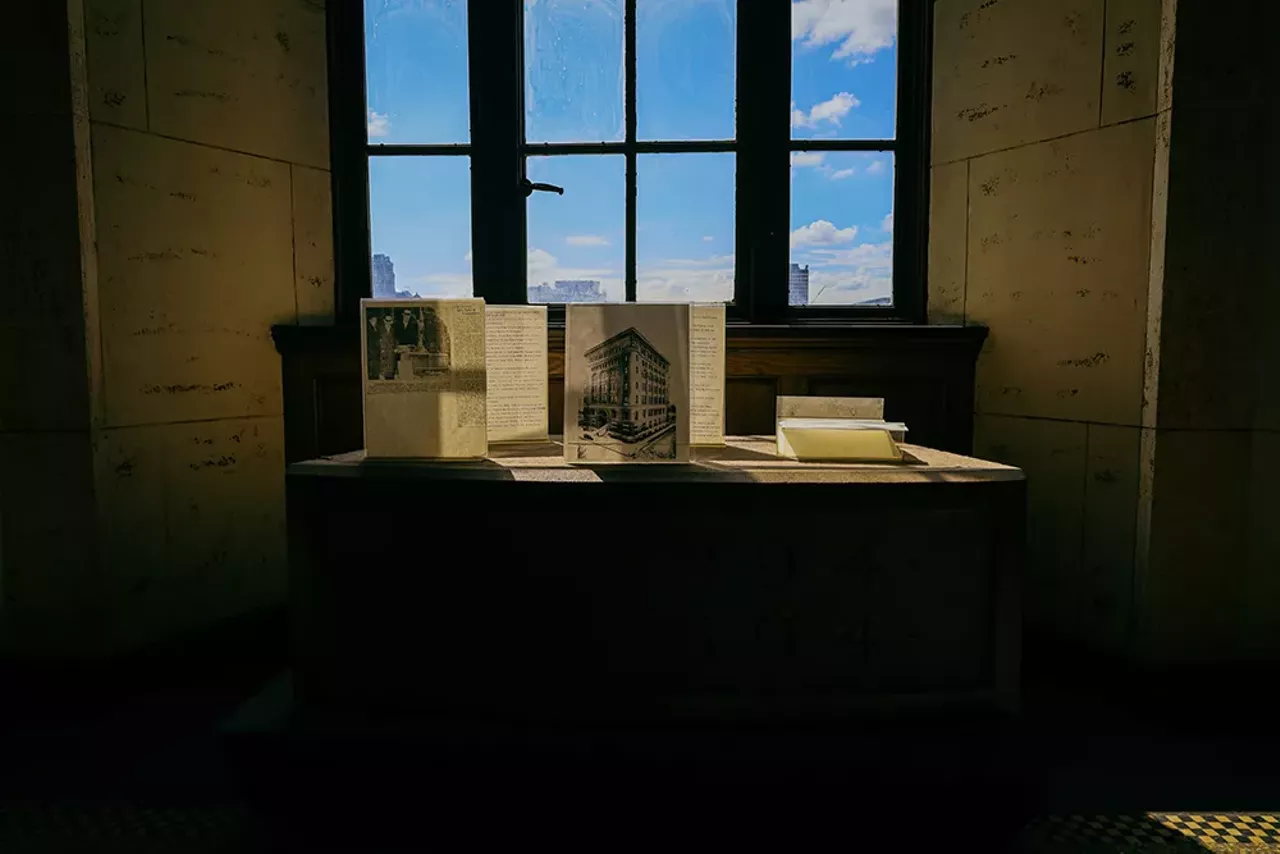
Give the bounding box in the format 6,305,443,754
891,0,933,324
468,0,526,305
328,0,372,323
625,0,637,302
735,0,790,323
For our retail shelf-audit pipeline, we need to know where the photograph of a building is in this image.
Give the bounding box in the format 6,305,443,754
578,327,676,447
564,304,689,464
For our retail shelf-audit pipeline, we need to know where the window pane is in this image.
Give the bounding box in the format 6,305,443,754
369,157,473,298
791,0,897,141
637,0,735,141
789,151,893,306
638,153,734,303
365,0,470,144
527,156,625,303
524,0,624,143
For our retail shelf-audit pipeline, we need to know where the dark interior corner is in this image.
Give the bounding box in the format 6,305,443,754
3,0,1279,851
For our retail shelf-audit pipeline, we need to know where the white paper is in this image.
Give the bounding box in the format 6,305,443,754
778,418,908,431
484,305,549,443
689,303,726,446
776,396,885,421
563,304,691,464
361,298,487,459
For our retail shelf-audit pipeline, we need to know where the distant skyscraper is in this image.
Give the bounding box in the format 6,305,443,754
372,253,396,298
789,263,809,306
528,279,606,303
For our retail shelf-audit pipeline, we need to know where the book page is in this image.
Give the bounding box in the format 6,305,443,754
689,304,726,446
485,305,549,443
361,298,487,459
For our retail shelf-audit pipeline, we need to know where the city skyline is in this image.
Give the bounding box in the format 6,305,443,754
364,0,896,306
373,250,896,306
789,263,810,306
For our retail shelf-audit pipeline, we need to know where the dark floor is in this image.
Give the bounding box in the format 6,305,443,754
2,612,1278,852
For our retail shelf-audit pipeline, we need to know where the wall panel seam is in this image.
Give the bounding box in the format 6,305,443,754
933,114,1154,169
89,119,326,170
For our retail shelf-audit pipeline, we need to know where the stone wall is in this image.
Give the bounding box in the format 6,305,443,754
0,1,104,656
931,0,1167,652
1133,1,1278,660
84,0,333,652
1,0,333,657
934,0,1279,660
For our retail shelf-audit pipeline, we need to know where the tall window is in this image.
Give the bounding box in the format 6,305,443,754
330,1,931,324
791,0,901,308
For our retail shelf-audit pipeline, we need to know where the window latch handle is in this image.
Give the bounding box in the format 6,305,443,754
521,178,565,197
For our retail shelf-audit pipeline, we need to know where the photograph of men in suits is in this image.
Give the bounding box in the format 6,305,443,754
364,303,454,382
366,311,382,381
396,308,420,349
417,305,451,369
378,312,397,379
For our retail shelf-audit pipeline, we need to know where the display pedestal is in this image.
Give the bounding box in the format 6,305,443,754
287,437,1024,722
229,443,1027,846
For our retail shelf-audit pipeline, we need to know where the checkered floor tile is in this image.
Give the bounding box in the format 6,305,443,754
0,802,253,853
1022,812,1280,851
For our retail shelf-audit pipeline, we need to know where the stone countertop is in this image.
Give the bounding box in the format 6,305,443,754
287,436,1023,485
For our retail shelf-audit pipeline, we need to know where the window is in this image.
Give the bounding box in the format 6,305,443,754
363,0,473,298
330,1,932,324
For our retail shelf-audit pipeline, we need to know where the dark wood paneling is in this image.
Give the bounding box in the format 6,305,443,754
726,378,779,436
272,324,988,463
549,378,565,436
314,378,362,458
288,466,1023,719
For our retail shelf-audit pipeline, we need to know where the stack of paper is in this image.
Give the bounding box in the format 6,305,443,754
776,418,909,462
774,396,908,462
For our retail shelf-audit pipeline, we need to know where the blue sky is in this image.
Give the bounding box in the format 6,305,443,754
364,0,897,305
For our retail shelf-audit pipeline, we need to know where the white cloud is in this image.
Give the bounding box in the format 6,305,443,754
702,235,714,242
565,234,610,247
638,255,735,302
528,247,558,269
807,241,892,267
792,0,898,62
367,110,390,138
882,211,893,233
791,151,826,167
790,219,858,248
463,250,473,263
791,92,860,129
799,241,894,305
658,254,735,268
792,153,863,183
866,159,887,175
807,269,892,304
811,92,860,123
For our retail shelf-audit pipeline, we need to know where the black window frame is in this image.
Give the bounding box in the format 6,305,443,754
328,0,933,327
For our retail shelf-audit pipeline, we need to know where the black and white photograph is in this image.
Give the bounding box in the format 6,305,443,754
364,302,452,382
360,297,488,460
564,304,690,464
